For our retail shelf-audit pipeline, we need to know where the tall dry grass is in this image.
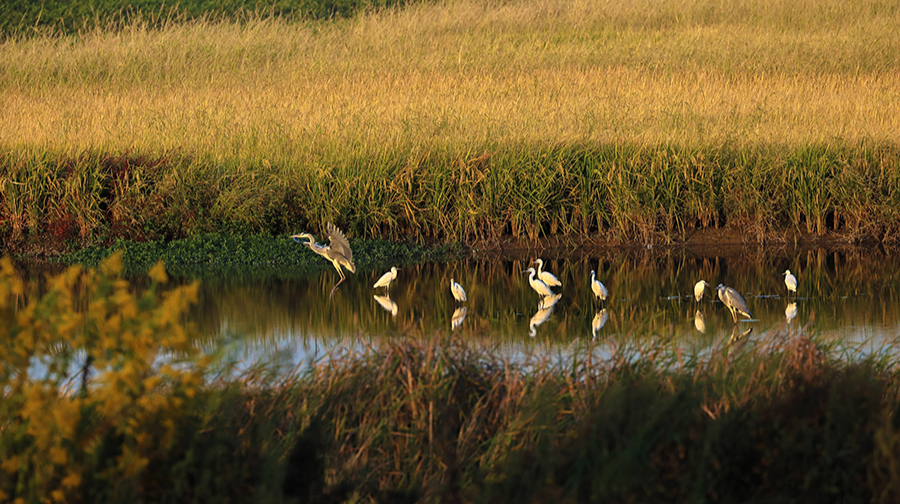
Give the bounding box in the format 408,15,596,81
1,0,898,161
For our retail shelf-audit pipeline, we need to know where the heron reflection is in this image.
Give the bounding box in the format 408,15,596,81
529,293,562,337
451,306,467,330
591,309,609,340
373,294,398,316
694,310,706,333
291,222,356,297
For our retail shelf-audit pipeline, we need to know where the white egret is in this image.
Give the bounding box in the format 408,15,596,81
590,270,608,303
292,223,356,297
522,267,554,298
783,270,797,296
694,280,711,302
373,295,398,316
450,278,467,302
715,284,753,323
532,259,562,288
451,306,468,330
373,266,399,290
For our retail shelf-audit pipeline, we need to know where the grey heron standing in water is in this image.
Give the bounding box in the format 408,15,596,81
715,283,752,323
292,222,356,295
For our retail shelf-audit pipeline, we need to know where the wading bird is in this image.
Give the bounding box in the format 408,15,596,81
523,267,554,298
292,223,356,296
715,283,753,323
532,259,562,288
373,266,399,290
450,278,467,302
783,269,797,296
590,270,608,303
694,280,711,302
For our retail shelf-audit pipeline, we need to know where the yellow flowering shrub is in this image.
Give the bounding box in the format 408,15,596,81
0,252,205,503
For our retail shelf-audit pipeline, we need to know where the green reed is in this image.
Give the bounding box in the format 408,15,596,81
4,143,900,255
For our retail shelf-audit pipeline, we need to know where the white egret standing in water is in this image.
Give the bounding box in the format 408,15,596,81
522,267,554,298
590,270,608,303
373,266,399,290
694,280,711,302
715,284,753,323
532,259,562,288
450,278,467,302
783,270,797,296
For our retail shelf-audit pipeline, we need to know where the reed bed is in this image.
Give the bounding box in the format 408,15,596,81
2,0,900,252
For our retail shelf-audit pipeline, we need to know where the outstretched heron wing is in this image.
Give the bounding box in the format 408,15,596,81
326,222,353,262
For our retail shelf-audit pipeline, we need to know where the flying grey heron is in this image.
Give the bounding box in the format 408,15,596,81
694,280,711,302
522,267,554,298
292,223,356,293
715,283,752,323
450,278,467,302
532,259,562,288
590,270,608,303
373,266,399,290
783,269,797,296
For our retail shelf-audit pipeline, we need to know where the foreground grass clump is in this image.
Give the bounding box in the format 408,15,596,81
3,252,900,502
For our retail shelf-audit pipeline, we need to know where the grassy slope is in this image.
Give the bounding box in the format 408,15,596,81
2,0,900,256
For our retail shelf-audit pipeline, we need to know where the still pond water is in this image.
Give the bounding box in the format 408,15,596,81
16,245,900,371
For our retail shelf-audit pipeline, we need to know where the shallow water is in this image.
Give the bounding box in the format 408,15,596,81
177,245,900,370
12,246,900,372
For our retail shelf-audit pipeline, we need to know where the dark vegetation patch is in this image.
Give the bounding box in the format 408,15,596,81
0,0,413,39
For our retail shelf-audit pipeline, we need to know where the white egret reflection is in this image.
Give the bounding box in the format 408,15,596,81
373,295,398,316
694,310,706,333
592,309,609,339
529,293,562,337
785,302,798,323
451,306,468,330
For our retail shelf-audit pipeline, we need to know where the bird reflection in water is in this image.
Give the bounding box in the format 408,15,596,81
591,309,609,340
529,293,562,337
785,302,798,323
451,306,468,330
373,295,398,316
694,310,706,333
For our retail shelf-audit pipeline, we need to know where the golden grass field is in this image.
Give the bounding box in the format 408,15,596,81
2,0,899,162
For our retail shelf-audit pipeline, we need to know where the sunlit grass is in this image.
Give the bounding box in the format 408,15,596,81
1,0,900,249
